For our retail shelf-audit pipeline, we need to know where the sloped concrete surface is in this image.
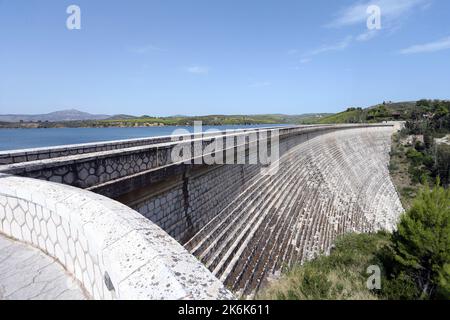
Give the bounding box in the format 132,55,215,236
184,126,404,295
0,234,87,300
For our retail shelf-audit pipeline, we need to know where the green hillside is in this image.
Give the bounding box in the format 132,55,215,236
315,101,439,124
0,113,332,128
98,113,333,127
1,100,448,128
316,108,366,124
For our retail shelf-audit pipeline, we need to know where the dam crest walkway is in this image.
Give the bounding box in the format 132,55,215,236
0,234,86,300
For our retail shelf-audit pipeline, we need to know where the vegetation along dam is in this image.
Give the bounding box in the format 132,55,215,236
0,124,403,299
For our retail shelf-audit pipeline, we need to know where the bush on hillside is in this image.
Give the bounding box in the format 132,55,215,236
385,184,450,299
435,145,450,186
258,233,391,300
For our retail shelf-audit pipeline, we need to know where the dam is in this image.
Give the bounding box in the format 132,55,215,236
0,124,404,299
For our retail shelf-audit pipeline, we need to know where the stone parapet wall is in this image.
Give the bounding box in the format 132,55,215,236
0,128,279,189
0,125,386,192
0,174,233,300
0,126,293,165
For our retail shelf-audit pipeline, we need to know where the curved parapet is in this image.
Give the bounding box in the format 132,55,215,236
0,174,233,300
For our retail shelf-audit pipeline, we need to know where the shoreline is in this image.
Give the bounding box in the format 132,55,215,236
0,122,290,130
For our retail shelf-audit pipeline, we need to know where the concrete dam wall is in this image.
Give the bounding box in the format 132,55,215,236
185,126,403,295
0,124,403,299
123,125,403,295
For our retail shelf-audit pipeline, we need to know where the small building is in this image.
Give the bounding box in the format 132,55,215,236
391,112,401,120
402,135,424,146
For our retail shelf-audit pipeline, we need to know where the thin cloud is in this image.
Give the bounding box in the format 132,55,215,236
327,0,429,28
399,36,450,54
297,36,353,64
186,66,209,74
356,30,379,41
300,58,311,64
306,36,353,56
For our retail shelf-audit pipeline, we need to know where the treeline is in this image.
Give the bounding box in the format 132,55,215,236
316,99,450,124
0,114,321,128
406,99,450,134
401,100,450,186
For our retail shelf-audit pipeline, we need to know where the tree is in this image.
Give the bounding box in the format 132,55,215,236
435,145,450,186
390,184,450,299
417,99,431,108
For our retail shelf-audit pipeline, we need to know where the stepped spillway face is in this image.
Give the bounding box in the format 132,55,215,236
184,126,404,295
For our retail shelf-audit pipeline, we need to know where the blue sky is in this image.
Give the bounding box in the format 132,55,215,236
0,0,449,116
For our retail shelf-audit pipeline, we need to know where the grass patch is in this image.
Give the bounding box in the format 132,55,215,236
258,232,391,300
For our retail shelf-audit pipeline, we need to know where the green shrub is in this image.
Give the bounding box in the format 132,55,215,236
258,233,390,300
390,184,450,299
406,148,424,165
435,145,450,186
408,166,428,184
415,141,426,152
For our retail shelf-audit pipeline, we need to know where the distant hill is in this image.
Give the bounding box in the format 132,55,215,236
0,111,334,128
106,114,137,120
366,101,416,111
4,101,444,128
316,109,366,124
315,101,429,124
99,113,334,126
0,110,330,124
0,109,110,122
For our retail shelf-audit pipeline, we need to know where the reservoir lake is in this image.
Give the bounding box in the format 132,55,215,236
0,124,286,151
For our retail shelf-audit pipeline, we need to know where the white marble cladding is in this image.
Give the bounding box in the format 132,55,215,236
0,174,233,300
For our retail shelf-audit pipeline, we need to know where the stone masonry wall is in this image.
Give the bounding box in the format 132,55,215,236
0,126,289,165
131,164,262,242
126,126,347,242
0,125,371,192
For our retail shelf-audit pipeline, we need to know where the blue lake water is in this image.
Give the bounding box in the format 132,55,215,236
0,124,287,152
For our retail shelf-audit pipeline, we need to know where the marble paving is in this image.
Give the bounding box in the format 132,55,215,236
0,234,87,300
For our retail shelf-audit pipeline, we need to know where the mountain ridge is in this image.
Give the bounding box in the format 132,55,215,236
0,109,111,122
